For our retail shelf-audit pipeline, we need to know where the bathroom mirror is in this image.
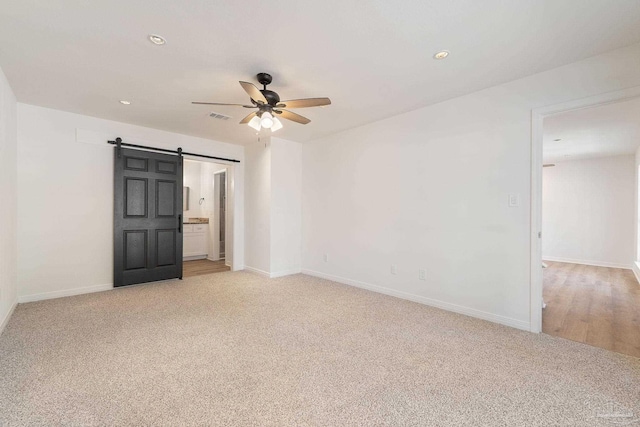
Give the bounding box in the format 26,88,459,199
183,186,189,210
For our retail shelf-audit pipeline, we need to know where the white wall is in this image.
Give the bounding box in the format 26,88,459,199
271,138,302,277
633,145,640,281
244,136,303,277
542,155,635,268
302,43,640,331
16,104,245,301
0,66,18,333
244,139,271,274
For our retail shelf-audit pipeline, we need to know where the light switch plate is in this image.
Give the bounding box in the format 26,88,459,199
508,194,520,207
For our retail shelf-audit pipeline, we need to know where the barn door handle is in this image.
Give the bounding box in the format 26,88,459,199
178,215,182,233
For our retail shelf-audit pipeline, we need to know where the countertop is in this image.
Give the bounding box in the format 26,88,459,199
184,217,209,225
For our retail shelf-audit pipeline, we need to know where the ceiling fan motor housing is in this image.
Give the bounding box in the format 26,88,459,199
260,89,280,106
256,73,280,106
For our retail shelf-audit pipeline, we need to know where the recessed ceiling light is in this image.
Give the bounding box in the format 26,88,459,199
119,100,131,105
553,138,562,141
148,34,166,45
433,50,449,60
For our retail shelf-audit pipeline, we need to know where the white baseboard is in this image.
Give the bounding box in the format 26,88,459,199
206,256,221,262
270,269,301,278
542,256,632,270
243,266,301,278
243,266,271,277
633,262,640,285
18,283,113,303
0,299,18,337
183,255,207,261
301,269,530,332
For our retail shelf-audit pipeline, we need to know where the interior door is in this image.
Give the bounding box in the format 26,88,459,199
114,147,183,287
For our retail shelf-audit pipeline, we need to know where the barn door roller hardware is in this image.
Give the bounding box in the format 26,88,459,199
107,137,240,163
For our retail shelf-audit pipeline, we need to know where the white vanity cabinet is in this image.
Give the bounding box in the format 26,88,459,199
183,224,209,259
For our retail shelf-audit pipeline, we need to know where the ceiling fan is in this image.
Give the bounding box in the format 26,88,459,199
192,73,331,132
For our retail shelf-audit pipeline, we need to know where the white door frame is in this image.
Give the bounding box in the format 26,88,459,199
530,85,640,333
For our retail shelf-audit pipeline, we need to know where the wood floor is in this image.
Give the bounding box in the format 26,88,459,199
183,259,230,278
542,261,640,358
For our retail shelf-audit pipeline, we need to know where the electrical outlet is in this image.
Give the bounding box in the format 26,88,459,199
418,269,426,280
323,253,329,262
391,264,397,275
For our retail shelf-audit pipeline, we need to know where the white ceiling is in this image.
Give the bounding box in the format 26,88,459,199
1,1,640,146
543,97,640,163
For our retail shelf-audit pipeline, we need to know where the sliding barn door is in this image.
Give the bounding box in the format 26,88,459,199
114,147,183,287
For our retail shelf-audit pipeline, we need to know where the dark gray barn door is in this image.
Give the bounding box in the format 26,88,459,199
114,147,183,287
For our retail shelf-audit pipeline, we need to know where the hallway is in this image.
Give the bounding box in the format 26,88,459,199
543,261,640,358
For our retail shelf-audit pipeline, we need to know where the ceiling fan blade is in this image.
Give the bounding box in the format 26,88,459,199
239,81,267,104
239,111,257,124
192,102,255,108
276,98,331,109
276,109,311,125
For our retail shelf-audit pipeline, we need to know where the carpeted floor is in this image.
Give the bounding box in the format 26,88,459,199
1,272,639,426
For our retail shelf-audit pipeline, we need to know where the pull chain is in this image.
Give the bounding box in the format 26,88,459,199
257,132,267,148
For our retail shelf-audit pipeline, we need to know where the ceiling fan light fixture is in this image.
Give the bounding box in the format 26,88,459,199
271,117,283,132
248,115,262,131
260,112,274,129
195,73,328,131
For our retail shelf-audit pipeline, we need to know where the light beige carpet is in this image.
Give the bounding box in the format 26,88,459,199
0,271,638,426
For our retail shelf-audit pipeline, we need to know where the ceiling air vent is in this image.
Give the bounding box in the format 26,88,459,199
209,112,231,120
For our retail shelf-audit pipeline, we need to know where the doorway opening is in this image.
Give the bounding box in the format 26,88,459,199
532,88,640,357
182,158,232,278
